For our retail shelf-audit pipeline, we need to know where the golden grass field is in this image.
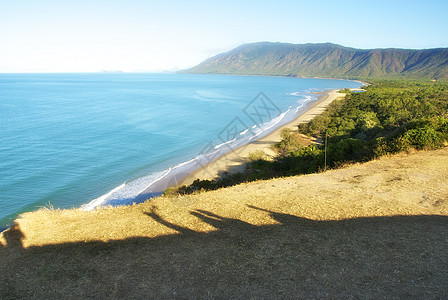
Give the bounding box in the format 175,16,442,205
1,147,447,298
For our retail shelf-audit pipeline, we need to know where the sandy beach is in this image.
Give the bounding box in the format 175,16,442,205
180,88,357,186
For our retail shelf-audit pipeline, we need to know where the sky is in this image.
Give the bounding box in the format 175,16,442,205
1,0,447,73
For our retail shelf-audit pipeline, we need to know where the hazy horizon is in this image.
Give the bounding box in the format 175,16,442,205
1,0,448,73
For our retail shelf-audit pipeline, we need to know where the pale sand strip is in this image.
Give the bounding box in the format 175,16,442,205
180,89,358,186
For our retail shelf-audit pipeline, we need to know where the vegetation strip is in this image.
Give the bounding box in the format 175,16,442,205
175,80,448,194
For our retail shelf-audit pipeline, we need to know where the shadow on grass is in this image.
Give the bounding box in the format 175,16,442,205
1,224,24,248
1,207,447,299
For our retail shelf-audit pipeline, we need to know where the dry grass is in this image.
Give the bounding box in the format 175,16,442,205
248,150,268,162
1,148,448,298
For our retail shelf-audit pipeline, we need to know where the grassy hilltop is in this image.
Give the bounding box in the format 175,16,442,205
185,42,448,80
1,148,447,298
1,79,448,298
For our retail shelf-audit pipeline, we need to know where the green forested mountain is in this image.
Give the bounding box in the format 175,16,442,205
185,42,448,79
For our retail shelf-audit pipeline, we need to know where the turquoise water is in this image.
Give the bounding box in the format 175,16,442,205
0,73,361,227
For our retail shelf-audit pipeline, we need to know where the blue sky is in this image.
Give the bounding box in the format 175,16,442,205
1,0,447,72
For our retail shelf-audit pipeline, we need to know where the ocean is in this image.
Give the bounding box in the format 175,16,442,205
0,73,361,227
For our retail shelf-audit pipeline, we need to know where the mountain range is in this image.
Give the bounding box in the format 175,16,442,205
185,42,448,80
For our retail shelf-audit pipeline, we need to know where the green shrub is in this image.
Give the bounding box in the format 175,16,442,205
328,138,370,162
175,80,448,195
274,129,305,155
339,88,351,93
248,150,267,162
402,125,444,149
435,117,448,135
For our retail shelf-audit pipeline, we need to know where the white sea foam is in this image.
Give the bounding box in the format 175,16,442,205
249,108,291,140
82,183,126,211
214,138,237,149
171,156,200,169
296,95,313,112
82,169,170,210
83,91,320,211
239,128,250,135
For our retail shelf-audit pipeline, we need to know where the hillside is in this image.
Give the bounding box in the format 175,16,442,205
1,148,447,298
185,42,448,79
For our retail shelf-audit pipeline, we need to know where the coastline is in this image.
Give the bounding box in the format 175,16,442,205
0,84,360,230
179,88,353,186
68,78,363,211
182,72,369,86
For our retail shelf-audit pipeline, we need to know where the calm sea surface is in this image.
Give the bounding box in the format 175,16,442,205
0,73,361,227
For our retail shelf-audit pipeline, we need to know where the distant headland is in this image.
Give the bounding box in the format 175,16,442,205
183,42,448,80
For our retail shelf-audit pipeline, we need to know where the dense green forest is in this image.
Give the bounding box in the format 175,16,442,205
185,42,448,80
174,80,448,194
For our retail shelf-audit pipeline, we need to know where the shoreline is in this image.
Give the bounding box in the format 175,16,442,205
43,77,362,213
0,86,357,230
180,72,369,84
179,88,354,186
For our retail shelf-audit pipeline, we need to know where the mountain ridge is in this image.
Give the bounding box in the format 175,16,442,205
184,42,448,79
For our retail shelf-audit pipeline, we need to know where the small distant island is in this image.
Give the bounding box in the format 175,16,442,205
101,70,125,73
